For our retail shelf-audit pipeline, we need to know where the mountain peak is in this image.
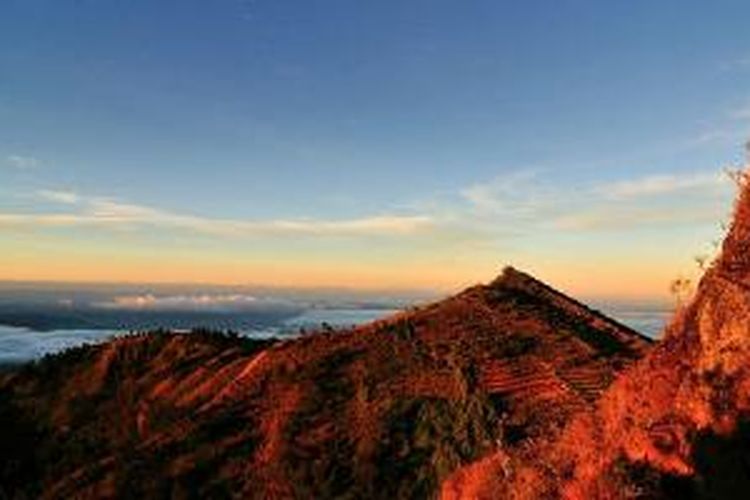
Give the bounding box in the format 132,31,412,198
0,267,651,498
491,265,533,283
488,266,550,293
487,265,651,353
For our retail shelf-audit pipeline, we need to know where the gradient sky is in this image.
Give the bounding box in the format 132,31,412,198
1,0,750,298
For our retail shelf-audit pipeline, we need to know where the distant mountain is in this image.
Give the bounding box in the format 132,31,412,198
0,266,650,498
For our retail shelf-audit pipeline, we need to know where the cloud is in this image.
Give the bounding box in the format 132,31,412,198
688,128,745,147
5,155,39,169
1,192,434,237
82,198,433,236
37,190,80,204
546,170,732,232
460,169,550,217
720,56,750,72
95,293,262,312
450,167,732,234
0,214,95,227
0,328,116,364
553,206,721,232
2,167,733,242
681,98,750,149
595,172,727,199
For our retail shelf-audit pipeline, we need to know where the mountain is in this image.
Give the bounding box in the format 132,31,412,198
0,268,650,499
445,174,750,499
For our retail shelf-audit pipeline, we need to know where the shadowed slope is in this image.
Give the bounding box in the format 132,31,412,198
0,270,650,499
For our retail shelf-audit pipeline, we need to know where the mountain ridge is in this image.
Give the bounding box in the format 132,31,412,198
0,265,650,498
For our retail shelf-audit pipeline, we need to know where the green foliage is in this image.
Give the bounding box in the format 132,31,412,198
373,395,498,500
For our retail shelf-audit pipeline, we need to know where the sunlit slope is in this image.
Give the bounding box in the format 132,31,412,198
450,174,750,499
0,268,650,499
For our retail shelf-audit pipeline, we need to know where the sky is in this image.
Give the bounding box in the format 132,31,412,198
1,0,749,299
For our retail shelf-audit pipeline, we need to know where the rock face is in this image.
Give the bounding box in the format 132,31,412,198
0,268,650,499
562,175,750,499
454,175,750,499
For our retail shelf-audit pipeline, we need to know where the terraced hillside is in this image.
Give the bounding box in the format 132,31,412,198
0,268,651,499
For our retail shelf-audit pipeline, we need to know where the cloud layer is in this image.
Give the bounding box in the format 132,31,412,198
0,168,734,251
96,293,266,312
596,172,726,199
0,192,434,238
455,168,732,233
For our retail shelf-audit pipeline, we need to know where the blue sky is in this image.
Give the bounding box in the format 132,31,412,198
1,0,749,297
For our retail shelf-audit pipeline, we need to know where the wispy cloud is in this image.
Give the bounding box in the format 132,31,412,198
0,166,734,242
449,167,732,234
554,170,732,231
460,169,551,217
37,190,80,204
553,206,721,231
681,97,750,149
94,293,272,312
687,128,745,147
0,191,434,238
5,155,39,169
595,172,726,199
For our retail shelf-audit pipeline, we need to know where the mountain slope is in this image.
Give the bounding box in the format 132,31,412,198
0,269,650,499
450,173,750,499
555,173,750,499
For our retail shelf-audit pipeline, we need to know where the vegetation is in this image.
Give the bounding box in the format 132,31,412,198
0,270,650,498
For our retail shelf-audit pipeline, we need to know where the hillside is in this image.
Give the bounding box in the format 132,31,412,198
445,173,750,499
0,268,650,499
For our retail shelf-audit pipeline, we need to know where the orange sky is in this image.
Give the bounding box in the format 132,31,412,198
0,231,712,301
